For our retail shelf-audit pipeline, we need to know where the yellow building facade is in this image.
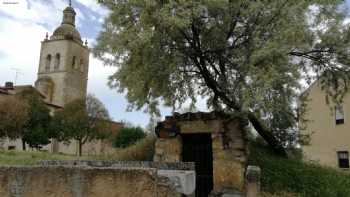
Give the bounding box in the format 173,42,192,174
301,81,350,169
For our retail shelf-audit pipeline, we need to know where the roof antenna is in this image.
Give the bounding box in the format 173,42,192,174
11,68,23,86
69,0,72,6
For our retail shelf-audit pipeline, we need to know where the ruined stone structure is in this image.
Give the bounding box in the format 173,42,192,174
0,161,195,197
154,111,249,196
35,5,89,107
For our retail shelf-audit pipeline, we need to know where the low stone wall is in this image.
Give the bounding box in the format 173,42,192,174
38,160,195,170
0,161,195,197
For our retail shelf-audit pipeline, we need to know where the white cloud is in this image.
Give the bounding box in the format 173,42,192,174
0,0,166,126
0,17,48,85
0,0,88,29
0,0,95,86
74,0,108,15
0,0,61,28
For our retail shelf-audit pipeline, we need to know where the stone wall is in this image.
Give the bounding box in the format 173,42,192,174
154,137,182,162
0,161,195,197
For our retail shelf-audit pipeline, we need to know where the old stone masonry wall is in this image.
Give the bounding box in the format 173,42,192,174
0,161,195,197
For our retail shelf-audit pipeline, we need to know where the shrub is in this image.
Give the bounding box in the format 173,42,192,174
110,136,155,161
113,127,146,148
248,141,350,197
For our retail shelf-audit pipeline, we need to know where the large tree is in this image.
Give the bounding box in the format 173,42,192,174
94,0,350,154
0,97,29,141
52,94,111,156
18,89,54,150
0,91,53,150
21,92,53,150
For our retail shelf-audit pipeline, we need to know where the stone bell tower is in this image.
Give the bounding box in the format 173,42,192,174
35,3,89,107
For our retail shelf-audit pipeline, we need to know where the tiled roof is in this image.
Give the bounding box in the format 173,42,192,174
0,88,8,94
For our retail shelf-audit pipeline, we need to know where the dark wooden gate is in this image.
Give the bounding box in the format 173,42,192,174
182,133,213,197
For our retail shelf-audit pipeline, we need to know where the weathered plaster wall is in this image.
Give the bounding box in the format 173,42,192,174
301,82,350,169
0,163,187,197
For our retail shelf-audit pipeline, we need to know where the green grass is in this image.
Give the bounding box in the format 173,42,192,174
249,141,350,197
0,150,86,166
0,136,156,166
110,136,155,161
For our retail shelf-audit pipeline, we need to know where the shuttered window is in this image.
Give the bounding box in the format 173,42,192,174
335,105,344,125
337,151,349,168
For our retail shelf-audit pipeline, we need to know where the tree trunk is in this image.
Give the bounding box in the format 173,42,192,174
78,140,82,156
247,112,287,156
22,138,26,151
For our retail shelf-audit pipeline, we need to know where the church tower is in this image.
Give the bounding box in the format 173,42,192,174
35,4,89,107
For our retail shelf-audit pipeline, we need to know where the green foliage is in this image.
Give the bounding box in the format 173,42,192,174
0,136,156,166
95,0,350,147
51,94,111,156
109,136,155,161
0,97,29,139
0,150,84,166
22,93,53,149
249,141,350,197
113,127,146,148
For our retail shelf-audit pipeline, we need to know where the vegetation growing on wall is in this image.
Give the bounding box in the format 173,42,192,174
249,141,350,197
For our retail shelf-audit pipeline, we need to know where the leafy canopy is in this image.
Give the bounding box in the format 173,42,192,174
0,89,54,150
0,96,29,139
22,92,53,149
113,127,146,148
52,94,111,155
95,0,350,148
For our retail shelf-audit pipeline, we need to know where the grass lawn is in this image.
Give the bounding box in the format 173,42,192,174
0,150,92,166
0,136,155,166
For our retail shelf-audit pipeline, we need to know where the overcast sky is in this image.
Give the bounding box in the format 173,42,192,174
0,0,349,127
0,0,176,127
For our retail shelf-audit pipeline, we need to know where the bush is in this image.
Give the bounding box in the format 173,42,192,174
113,127,146,148
248,141,350,197
110,136,155,161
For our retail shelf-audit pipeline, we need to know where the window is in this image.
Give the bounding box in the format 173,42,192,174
8,146,15,150
72,56,76,69
335,105,344,125
45,54,51,71
54,53,60,70
337,151,349,168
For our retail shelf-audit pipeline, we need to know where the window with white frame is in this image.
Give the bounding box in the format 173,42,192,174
337,151,349,168
335,105,344,125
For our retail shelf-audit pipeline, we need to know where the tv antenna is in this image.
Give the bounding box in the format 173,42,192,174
11,68,23,85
